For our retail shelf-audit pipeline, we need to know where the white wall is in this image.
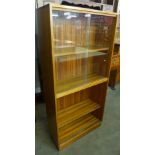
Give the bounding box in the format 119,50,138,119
36,0,61,8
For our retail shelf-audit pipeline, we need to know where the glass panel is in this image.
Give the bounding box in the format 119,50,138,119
89,14,114,49
52,11,89,55
52,10,114,94
88,14,115,79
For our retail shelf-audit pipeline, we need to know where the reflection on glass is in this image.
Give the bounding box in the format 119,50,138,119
52,13,59,17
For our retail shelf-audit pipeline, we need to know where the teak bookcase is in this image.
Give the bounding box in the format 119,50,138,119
37,4,117,150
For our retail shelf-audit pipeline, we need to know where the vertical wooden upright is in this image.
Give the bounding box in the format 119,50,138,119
37,5,58,147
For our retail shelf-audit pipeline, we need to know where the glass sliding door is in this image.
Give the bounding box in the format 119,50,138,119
52,10,114,94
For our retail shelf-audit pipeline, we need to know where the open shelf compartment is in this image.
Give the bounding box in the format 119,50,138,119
57,82,107,128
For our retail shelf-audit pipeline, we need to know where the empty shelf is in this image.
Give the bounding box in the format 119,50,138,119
88,47,109,52
57,99,100,128
58,114,101,149
54,47,109,57
56,74,108,98
56,52,107,62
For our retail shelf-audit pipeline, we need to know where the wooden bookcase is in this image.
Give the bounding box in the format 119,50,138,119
37,3,117,150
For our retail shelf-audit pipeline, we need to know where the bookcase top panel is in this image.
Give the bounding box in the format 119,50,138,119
50,3,117,17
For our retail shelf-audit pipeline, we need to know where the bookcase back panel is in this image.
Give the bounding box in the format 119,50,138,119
57,83,106,112
57,88,89,111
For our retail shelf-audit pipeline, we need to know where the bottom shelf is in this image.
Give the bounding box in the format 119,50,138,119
58,114,101,150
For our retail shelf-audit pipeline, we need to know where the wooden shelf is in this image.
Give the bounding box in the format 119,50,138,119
57,99,100,128
58,114,101,149
54,47,109,57
56,74,108,98
88,47,109,52
115,40,120,45
56,52,107,62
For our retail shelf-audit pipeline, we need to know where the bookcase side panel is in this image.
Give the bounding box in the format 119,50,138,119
106,16,118,78
37,5,58,146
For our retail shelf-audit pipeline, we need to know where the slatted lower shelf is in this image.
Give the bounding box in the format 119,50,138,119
57,99,100,128
58,114,101,149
